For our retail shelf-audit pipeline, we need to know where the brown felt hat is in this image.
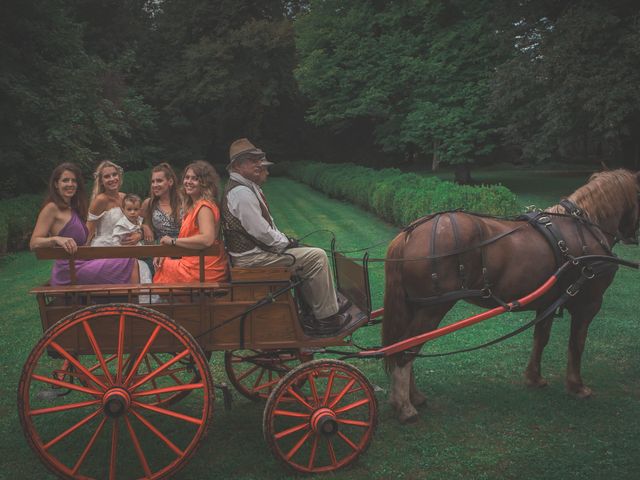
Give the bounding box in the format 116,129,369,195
228,138,265,165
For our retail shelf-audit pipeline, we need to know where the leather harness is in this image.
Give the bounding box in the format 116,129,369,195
407,205,616,309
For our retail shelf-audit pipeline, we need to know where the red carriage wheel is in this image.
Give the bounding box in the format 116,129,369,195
262,359,377,473
224,349,304,401
18,304,214,480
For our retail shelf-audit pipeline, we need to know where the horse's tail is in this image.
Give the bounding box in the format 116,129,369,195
383,233,411,373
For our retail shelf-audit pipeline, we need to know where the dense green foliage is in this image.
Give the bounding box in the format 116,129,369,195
295,0,640,169
0,169,151,253
2,1,639,200
0,0,158,197
295,0,509,168
283,161,519,225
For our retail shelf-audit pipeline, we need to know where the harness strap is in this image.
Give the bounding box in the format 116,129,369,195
430,214,442,295
408,258,618,358
448,212,466,289
469,216,491,292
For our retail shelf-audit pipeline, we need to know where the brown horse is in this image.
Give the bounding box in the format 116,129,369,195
382,169,640,423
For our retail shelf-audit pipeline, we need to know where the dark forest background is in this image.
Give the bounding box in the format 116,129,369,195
2,0,639,197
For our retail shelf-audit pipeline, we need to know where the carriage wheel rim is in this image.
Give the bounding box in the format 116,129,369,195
263,359,377,474
225,349,301,401
18,304,214,480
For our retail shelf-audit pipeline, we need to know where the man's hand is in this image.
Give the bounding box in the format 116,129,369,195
287,236,300,249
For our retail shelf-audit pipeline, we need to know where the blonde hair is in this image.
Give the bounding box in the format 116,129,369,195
91,160,124,201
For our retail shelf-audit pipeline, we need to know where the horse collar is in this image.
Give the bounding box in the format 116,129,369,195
559,199,584,217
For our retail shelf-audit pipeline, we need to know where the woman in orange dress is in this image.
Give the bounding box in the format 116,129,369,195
153,161,228,283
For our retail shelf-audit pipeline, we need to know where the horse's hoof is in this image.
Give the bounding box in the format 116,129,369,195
399,411,419,424
525,376,548,389
568,385,593,399
410,391,428,407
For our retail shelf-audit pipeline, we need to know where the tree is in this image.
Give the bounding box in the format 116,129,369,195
295,0,511,174
140,0,307,164
491,1,640,168
0,0,158,197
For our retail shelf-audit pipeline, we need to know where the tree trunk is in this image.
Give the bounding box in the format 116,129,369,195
431,140,440,171
454,163,473,185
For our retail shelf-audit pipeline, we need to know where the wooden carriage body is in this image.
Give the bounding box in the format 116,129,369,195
31,244,372,354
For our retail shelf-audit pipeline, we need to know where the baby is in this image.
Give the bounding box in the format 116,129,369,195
113,194,144,245
114,194,157,302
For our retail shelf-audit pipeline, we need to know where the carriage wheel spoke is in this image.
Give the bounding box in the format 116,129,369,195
143,355,162,404
151,353,186,385
49,341,108,390
43,408,102,450
130,409,184,457
235,364,260,382
116,314,125,383
82,321,114,385
286,386,314,411
30,399,101,416
273,408,310,419
130,349,190,391
286,429,312,460
337,431,358,451
32,374,101,397
336,417,371,428
124,416,152,478
133,401,203,425
124,325,162,386
329,378,356,409
275,421,309,440
133,383,204,398
307,373,320,406
252,367,266,391
307,434,319,470
253,377,281,392
71,416,106,474
109,419,119,480
326,436,338,466
334,397,370,414
322,369,336,406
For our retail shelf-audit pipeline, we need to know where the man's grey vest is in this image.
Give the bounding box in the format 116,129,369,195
221,178,275,254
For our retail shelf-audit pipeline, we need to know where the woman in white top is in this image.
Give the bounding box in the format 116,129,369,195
87,160,142,282
88,161,143,246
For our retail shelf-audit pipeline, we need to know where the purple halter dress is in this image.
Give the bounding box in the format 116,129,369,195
50,210,135,285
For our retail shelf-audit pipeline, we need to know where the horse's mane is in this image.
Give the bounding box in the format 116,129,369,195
547,169,639,226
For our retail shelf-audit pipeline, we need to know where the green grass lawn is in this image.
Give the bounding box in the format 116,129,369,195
1,174,639,479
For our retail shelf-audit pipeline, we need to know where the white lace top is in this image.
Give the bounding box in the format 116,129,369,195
88,207,125,246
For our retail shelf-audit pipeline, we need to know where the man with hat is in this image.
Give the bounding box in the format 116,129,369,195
222,138,352,336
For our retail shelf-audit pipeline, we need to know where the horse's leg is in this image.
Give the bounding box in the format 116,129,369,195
388,359,418,423
409,363,427,407
387,304,452,423
565,300,601,398
524,311,555,388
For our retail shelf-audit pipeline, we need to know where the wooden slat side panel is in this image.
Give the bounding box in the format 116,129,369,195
34,244,220,260
334,253,370,313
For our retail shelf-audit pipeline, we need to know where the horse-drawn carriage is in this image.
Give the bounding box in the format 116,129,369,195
18,169,640,479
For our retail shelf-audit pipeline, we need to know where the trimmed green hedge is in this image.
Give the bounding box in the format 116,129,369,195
282,162,519,226
0,169,151,253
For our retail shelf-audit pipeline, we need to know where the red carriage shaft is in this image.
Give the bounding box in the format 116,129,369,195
359,275,560,358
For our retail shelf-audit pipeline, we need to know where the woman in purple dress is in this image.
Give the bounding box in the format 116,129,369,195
30,163,136,285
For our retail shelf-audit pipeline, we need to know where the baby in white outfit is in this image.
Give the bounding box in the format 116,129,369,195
113,194,144,245
114,194,156,302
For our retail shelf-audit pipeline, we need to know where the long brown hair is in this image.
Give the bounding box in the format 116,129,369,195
148,162,180,224
181,161,221,213
90,160,123,202
44,163,88,222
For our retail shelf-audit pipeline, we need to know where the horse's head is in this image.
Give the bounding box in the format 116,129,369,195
615,171,640,245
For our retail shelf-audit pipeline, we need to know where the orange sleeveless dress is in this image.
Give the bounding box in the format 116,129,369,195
153,199,228,283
